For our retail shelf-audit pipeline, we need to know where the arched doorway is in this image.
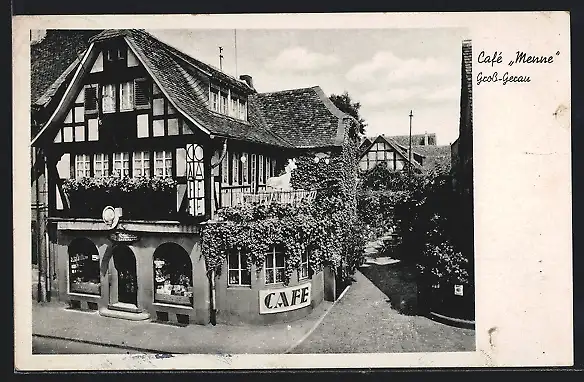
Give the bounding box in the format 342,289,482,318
112,245,137,306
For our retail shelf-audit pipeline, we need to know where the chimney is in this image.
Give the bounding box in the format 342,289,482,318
239,74,254,90
424,131,428,145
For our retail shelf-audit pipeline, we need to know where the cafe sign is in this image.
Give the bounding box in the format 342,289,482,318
109,230,139,243
259,283,311,314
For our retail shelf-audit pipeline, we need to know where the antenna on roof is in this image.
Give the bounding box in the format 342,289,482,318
219,46,224,71
234,29,238,77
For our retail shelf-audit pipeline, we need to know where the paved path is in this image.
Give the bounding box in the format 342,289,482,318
32,300,331,354
291,267,475,354
32,335,146,354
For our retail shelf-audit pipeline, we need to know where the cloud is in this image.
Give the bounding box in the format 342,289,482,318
346,51,452,84
265,47,339,72
359,86,426,106
422,85,460,102
358,84,459,108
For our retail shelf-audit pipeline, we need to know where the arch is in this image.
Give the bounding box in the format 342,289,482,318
68,237,100,295
153,242,193,306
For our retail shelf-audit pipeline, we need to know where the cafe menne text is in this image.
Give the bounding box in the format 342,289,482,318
476,50,559,85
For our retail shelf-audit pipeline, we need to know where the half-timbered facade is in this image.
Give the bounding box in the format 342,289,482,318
31,29,355,325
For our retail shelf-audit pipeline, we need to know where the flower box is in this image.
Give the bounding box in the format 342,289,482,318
71,281,101,295
63,176,177,219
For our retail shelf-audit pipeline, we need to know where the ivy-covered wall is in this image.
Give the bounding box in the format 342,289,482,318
201,118,366,286
289,119,365,281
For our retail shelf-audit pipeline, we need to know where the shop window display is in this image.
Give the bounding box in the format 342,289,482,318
153,243,193,306
68,238,100,295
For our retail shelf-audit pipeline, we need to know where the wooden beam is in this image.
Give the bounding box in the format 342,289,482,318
46,157,70,211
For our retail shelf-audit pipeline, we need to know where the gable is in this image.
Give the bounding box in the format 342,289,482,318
359,135,417,172
38,38,208,147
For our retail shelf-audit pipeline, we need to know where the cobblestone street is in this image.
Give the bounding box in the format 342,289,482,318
291,266,475,354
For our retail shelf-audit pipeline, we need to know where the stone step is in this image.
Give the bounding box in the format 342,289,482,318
108,302,142,314
99,306,151,321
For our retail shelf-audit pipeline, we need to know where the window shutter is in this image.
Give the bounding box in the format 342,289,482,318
134,78,150,108
84,86,98,112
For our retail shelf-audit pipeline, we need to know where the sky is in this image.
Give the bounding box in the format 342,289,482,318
149,28,469,145
34,28,469,145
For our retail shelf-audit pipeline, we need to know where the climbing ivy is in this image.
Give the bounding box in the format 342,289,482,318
202,119,365,285
201,203,343,285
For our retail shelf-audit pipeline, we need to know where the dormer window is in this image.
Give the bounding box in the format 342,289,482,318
210,89,219,112
220,92,229,115
209,84,248,121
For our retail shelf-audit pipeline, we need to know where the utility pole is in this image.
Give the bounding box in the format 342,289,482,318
408,110,413,176
234,30,238,77
219,46,224,71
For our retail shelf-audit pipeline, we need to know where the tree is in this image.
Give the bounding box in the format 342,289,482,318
329,91,366,135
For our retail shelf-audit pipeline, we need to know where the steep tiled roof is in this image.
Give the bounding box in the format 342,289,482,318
388,133,436,146
33,29,348,149
31,29,101,106
252,86,346,148
120,29,289,147
90,29,254,95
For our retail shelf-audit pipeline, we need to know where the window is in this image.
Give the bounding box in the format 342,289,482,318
266,157,271,180
153,120,165,137
153,98,164,116
221,150,229,184
133,151,150,177
258,154,265,184
220,93,229,115
228,252,251,286
68,238,100,295
120,81,134,111
231,96,238,117
84,85,97,113
134,78,150,109
154,150,173,177
63,126,73,142
167,118,179,135
231,152,240,185
137,114,149,138
210,89,219,112
113,152,130,177
299,251,309,280
102,84,116,113
265,247,285,284
250,154,257,189
242,153,249,184
74,125,85,142
75,154,91,179
153,243,193,306
106,47,124,62
239,99,247,120
93,153,109,177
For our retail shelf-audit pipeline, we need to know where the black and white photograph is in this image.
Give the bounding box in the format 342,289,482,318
14,12,572,370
